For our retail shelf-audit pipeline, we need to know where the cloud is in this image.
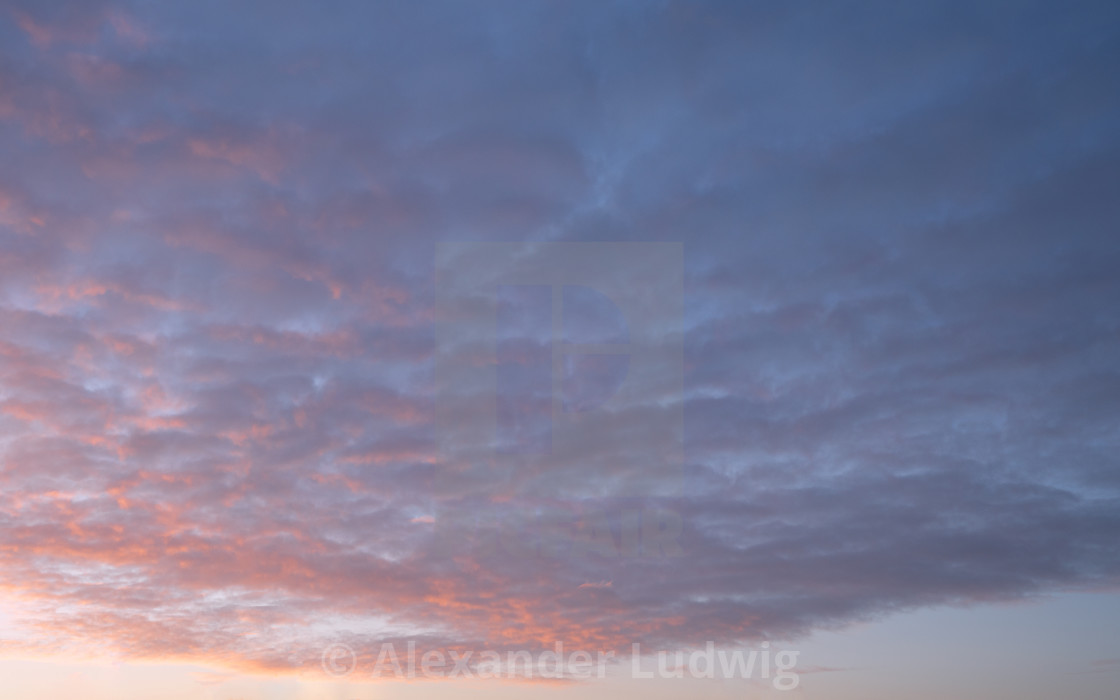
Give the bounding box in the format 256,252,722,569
0,0,1118,679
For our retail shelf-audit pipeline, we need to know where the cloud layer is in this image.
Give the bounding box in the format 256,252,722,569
1,0,1119,676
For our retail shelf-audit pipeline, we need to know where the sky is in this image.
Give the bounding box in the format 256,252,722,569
1,0,1119,698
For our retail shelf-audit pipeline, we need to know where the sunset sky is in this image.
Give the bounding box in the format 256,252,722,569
1,1,1119,698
